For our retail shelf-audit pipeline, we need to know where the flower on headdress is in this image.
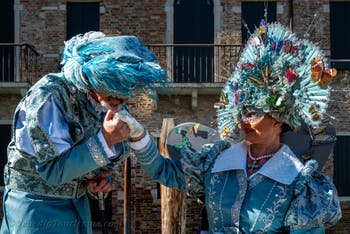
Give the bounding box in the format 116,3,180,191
275,96,286,107
286,67,298,83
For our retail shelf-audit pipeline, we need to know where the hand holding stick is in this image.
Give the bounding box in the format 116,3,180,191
88,170,113,234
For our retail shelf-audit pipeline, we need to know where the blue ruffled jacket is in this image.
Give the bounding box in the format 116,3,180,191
134,138,341,233
1,74,129,234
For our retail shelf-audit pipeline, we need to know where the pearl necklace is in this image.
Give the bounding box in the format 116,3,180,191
247,146,275,174
248,147,274,161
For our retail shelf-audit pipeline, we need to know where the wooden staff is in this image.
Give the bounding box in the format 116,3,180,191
98,192,108,234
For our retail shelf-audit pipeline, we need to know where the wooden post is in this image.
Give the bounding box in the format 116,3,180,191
123,157,131,234
159,118,187,234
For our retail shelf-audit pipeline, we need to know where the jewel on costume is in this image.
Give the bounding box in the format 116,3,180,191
248,161,259,174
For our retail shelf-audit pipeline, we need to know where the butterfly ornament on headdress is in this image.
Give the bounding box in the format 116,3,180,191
283,39,299,55
311,56,337,87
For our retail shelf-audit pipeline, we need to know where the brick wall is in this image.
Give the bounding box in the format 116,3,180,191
100,0,167,44
328,70,350,132
0,95,22,121
18,0,168,80
0,0,349,233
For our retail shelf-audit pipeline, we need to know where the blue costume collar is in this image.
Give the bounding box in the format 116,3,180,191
211,141,304,185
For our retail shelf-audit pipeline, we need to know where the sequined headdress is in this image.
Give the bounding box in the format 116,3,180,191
217,20,336,138
61,31,168,99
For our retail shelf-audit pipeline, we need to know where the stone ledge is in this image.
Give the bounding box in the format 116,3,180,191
155,82,225,95
0,82,31,96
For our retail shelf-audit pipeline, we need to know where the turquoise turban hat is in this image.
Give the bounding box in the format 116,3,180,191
61,31,167,99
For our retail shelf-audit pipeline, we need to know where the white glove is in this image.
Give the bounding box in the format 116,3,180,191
114,109,144,139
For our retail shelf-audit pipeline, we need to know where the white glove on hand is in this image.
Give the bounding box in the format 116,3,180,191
114,109,144,139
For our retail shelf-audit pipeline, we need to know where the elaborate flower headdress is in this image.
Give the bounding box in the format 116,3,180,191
61,31,168,100
217,20,336,138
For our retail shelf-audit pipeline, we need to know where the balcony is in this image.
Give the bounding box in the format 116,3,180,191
148,44,242,100
0,44,241,100
0,43,39,95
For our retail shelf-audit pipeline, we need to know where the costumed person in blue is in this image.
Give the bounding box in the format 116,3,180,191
1,31,167,234
116,21,342,233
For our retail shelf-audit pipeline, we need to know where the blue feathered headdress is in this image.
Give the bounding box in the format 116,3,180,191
217,21,336,138
61,31,168,99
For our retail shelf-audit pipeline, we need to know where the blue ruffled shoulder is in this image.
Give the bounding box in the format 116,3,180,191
180,140,231,197
285,160,342,231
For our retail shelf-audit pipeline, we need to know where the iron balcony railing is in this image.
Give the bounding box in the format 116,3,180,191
148,44,242,83
0,43,39,84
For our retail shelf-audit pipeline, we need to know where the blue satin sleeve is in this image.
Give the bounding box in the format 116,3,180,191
285,160,342,233
133,137,231,196
133,138,186,190
179,140,230,197
36,135,114,185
